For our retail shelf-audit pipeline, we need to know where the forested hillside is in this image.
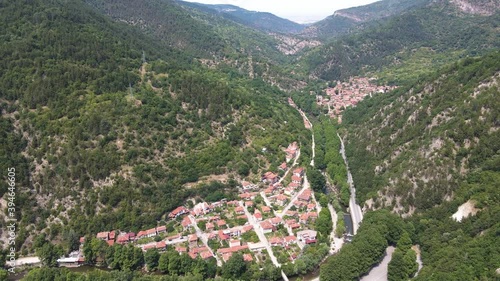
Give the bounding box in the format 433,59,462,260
0,0,309,253
320,51,500,281
301,0,499,83
302,0,428,39
177,2,305,34
344,51,500,214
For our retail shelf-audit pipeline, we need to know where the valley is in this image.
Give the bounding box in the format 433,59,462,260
0,0,499,280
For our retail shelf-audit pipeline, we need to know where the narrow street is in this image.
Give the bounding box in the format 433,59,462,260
241,201,289,281
189,215,222,266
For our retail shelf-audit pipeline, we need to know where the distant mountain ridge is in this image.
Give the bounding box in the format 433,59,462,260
302,0,430,39
177,1,306,34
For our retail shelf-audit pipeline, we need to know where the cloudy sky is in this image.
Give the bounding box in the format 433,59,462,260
182,0,380,23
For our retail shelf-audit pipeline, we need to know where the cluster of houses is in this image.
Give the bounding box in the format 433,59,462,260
317,77,397,123
76,140,325,266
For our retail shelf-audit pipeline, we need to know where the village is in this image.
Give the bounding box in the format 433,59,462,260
60,141,324,270
316,77,397,123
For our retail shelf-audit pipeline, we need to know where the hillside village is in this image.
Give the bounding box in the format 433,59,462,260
60,142,324,268
317,77,397,123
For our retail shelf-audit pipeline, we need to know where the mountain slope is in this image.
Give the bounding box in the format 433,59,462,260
0,0,310,251
302,0,429,39
301,0,500,82
178,2,305,34
343,51,500,214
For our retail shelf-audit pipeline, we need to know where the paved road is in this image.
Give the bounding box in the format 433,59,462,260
360,246,395,281
279,181,310,218
189,215,222,266
327,203,344,254
241,202,289,281
338,133,363,235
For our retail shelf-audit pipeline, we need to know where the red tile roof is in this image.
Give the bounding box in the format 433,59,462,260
217,245,249,254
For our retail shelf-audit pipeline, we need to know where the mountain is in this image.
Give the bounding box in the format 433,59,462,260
320,51,500,281
343,51,500,214
300,0,500,83
0,0,310,249
302,0,429,39
177,1,305,34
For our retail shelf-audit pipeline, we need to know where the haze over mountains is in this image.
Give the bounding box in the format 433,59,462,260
0,0,499,280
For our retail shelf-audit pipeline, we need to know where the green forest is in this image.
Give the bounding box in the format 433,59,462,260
0,0,499,280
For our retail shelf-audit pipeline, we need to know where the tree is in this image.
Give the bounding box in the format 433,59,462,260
158,252,170,273
221,253,247,279
145,249,160,271
308,168,326,192
316,208,333,237
62,229,79,254
36,242,63,267
396,231,412,252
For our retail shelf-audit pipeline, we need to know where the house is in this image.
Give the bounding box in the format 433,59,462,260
239,193,254,201
245,201,254,207
299,213,309,224
146,228,157,238
217,220,227,228
218,230,230,241
260,221,274,234
264,186,275,195
307,212,318,221
109,231,116,241
241,181,256,191
227,200,239,207
79,237,85,244
262,172,279,184
283,236,297,245
254,211,263,221
181,216,192,229
236,215,247,220
307,203,316,211
96,232,109,240
188,234,198,244
270,217,283,226
291,175,302,184
242,225,253,233
143,243,157,251
269,237,283,247
206,222,214,231
169,206,189,219
175,247,187,254
297,230,317,242
200,251,214,260
243,254,253,262
278,162,287,171
106,240,114,246
285,210,298,217
157,226,167,234
166,234,180,242
191,246,208,254
136,231,147,240
229,239,241,248
224,227,241,238
275,194,288,206
156,241,167,250
298,189,312,202
117,233,132,244
285,142,299,162
293,167,305,177
288,182,300,189
217,245,249,255
284,187,295,196
261,206,271,213
222,253,233,263
189,252,197,259
235,206,245,215
192,202,211,216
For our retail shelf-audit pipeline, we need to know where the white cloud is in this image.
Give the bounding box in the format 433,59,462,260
182,0,379,23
